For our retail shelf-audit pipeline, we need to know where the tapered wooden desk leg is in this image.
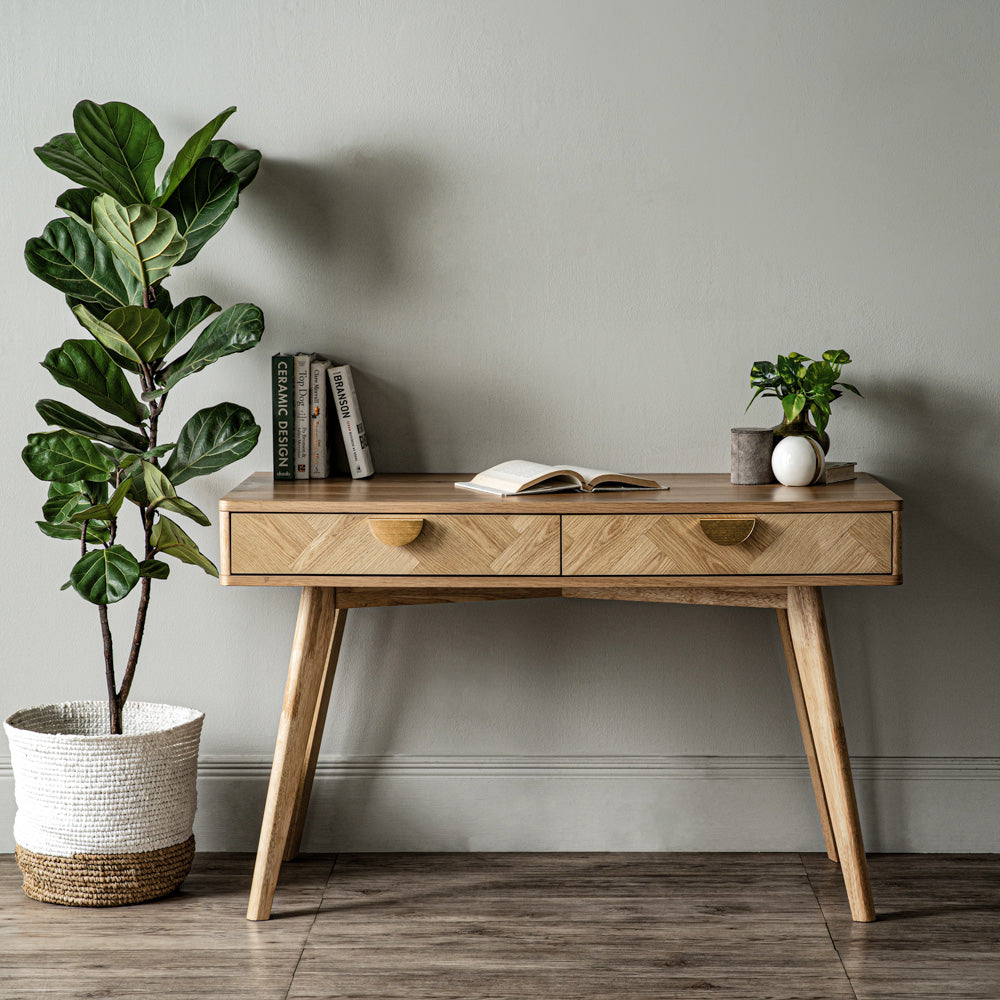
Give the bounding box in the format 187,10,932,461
247,587,342,921
283,607,349,861
786,587,876,922
776,608,838,863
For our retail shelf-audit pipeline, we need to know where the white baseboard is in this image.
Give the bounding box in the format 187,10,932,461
1,754,997,853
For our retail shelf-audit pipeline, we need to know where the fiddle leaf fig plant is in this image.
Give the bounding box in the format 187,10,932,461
22,101,264,735
746,349,861,437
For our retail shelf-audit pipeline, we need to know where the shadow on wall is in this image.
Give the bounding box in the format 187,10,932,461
829,376,1000,792
252,148,435,298
250,148,441,471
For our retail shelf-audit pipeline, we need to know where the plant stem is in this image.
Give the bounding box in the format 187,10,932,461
99,603,121,734
117,575,150,708
116,344,162,719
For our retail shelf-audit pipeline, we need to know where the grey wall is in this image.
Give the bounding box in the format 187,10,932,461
1,0,997,852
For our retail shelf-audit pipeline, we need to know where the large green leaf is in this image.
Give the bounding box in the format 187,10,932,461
151,515,219,576
141,462,211,525
56,187,100,227
203,140,261,190
162,402,259,484
155,106,237,205
70,544,141,604
152,303,263,396
163,157,239,265
162,295,220,354
25,217,141,309
23,429,115,483
73,303,172,365
34,133,129,200
42,339,148,426
36,399,148,453
73,100,163,203
37,519,109,544
92,194,187,287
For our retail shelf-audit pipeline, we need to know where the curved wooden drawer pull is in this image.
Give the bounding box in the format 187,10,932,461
368,518,424,547
698,518,756,546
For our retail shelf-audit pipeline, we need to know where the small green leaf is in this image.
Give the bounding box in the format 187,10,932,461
25,217,141,309
69,479,131,522
73,303,172,364
838,382,862,396
163,157,239,265
37,519,109,544
73,100,163,203
781,393,807,422
154,106,237,205
162,295,220,354
60,580,73,591
141,462,211,525
138,558,170,580
71,303,141,366
23,430,115,483
92,194,187,288
70,544,141,604
152,303,263,396
56,187,100,227
35,133,115,195
151,286,173,317
42,485,89,523
203,139,261,190
151,515,219,576
42,339,148,426
162,402,260,484
36,398,148,453
822,349,851,365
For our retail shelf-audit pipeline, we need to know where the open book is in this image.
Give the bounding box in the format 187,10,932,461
455,460,665,496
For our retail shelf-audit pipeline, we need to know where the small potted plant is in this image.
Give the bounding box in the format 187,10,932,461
746,349,861,453
5,100,263,906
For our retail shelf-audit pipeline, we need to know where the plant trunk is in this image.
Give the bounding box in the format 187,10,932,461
99,604,122,734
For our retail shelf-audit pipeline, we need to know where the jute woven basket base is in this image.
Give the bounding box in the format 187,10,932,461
15,835,195,906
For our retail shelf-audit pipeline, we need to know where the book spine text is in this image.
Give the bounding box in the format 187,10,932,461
293,353,313,479
327,364,374,479
271,354,293,481
310,359,332,478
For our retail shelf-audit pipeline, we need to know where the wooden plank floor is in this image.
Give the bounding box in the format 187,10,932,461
1,853,997,999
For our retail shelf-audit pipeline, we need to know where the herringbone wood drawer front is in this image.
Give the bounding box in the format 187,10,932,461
561,513,892,576
229,513,560,576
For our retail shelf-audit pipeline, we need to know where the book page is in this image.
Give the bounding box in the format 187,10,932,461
467,460,582,493
556,466,662,490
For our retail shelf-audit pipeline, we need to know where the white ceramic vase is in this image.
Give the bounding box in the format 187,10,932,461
771,435,825,486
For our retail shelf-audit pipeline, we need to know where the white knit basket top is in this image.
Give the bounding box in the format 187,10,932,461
4,701,204,857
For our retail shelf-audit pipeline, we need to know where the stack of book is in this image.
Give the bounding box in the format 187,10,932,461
271,352,374,481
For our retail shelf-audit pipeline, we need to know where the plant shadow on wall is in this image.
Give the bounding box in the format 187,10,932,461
251,149,435,470
828,376,1000,831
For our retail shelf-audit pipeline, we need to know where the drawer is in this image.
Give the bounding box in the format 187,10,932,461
229,513,560,576
561,513,893,576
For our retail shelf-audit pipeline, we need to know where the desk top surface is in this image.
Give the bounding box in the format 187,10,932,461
220,472,902,515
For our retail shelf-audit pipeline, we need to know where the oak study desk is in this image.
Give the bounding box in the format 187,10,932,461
219,471,902,922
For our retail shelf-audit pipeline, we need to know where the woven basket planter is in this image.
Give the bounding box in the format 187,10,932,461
4,701,203,907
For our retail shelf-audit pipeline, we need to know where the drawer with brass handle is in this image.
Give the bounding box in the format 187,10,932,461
229,513,560,576
561,513,893,576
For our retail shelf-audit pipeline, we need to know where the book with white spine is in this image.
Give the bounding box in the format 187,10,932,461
327,364,374,479
293,352,316,478
310,358,333,478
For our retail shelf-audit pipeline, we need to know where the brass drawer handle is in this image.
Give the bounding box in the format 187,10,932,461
699,518,756,546
368,518,424,547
